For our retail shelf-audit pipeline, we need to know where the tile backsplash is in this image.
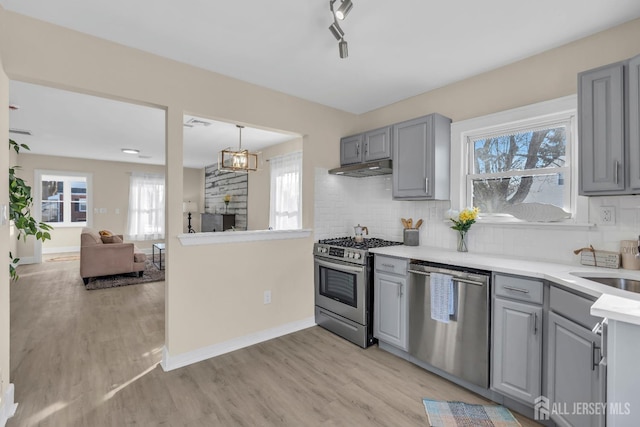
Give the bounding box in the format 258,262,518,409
314,167,640,265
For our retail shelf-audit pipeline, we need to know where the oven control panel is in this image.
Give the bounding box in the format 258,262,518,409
314,244,367,264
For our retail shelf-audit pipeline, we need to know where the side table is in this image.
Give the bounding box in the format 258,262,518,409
152,243,165,270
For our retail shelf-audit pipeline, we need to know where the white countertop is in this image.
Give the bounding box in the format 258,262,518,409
370,245,640,325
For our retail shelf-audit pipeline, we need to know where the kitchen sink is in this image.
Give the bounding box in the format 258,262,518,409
571,273,640,294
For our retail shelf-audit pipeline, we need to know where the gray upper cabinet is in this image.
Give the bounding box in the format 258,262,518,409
392,113,451,200
340,126,392,166
629,54,640,189
340,134,364,165
579,62,625,194
579,54,640,195
364,126,392,162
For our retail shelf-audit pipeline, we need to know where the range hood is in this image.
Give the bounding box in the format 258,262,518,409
328,159,393,178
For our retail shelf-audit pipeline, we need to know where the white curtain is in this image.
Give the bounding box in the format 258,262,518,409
126,172,165,240
269,152,302,230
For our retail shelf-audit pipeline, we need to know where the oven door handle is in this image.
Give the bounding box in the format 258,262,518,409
316,258,365,273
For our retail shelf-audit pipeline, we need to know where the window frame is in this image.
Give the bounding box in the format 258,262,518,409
35,170,93,228
450,95,586,224
465,116,573,215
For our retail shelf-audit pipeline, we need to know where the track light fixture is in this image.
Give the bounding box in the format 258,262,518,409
328,22,344,41
339,40,348,59
335,0,353,20
328,0,353,59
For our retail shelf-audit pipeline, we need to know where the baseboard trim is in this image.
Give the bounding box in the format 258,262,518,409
161,316,316,372
0,383,18,427
15,256,37,265
42,246,80,254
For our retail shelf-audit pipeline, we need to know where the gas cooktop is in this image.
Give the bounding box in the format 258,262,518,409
318,237,403,250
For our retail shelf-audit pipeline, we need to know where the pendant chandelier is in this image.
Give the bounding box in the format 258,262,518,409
219,125,258,172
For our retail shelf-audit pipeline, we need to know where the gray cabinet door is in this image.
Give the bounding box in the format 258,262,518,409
629,54,640,189
392,114,451,200
492,298,542,405
364,126,392,162
393,115,432,199
340,134,364,165
374,272,407,350
547,312,605,427
579,62,625,194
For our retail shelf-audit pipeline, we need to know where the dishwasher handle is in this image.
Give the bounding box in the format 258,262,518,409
408,269,486,287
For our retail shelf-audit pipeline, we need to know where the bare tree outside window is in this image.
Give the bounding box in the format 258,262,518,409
470,126,568,214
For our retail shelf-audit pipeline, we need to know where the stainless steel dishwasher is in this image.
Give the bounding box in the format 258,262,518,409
408,260,491,388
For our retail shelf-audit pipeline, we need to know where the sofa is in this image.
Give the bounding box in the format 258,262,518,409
80,228,147,284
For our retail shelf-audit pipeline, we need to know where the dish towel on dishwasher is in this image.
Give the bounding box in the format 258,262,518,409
430,273,454,323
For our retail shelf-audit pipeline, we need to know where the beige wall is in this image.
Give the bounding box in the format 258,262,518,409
0,8,354,359
3,6,640,368
358,18,640,130
14,153,203,255
247,138,303,230
0,36,10,408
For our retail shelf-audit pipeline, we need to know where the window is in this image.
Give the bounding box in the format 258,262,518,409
269,152,302,230
467,120,571,214
40,173,89,225
450,96,578,221
126,172,165,240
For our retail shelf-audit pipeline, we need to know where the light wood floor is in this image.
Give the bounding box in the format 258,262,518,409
9,257,540,426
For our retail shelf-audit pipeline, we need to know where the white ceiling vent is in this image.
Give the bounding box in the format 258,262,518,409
184,118,212,128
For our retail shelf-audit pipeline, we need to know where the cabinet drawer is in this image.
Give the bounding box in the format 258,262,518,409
494,274,543,304
375,255,407,276
550,286,601,329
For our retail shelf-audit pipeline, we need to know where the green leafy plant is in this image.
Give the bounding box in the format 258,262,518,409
9,138,53,280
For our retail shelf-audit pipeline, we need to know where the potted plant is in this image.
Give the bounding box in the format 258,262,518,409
9,139,53,280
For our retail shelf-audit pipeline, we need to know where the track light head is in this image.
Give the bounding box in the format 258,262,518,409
335,0,353,20
339,39,348,59
328,22,344,41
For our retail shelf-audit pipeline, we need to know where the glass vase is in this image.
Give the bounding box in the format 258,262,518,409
457,230,468,252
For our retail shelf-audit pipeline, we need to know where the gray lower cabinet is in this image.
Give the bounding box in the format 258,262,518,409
392,113,451,200
547,311,605,427
546,285,606,427
492,298,542,405
374,255,408,350
491,273,543,406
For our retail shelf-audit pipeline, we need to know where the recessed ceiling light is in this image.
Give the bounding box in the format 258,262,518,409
121,148,140,154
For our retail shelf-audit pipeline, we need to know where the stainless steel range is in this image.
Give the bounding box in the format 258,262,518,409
314,237,403,348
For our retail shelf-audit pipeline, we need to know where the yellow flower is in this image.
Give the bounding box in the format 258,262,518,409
449,207,480,232
223,194,232,203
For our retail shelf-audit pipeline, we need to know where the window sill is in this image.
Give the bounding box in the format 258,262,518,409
178,229,312,246
43,222,87,228
470,219,595,230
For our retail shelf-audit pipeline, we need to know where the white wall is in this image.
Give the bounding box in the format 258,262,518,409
315,168,640,265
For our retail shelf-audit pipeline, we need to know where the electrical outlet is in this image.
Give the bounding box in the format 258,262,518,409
599,206,616,225
263,290,272,304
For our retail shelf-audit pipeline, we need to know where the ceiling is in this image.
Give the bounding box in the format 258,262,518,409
4,1,640,168
8,81,298,168
3,0,640,114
